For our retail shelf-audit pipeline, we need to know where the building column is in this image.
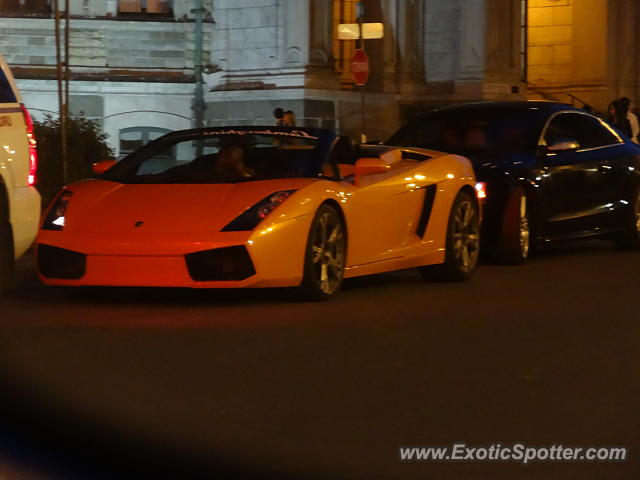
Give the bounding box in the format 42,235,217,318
484,0,521,93
455,0,521,100
281,0,309,67
306,0,340,89
380,0,399,93
458,0,486,83
396,0,425,91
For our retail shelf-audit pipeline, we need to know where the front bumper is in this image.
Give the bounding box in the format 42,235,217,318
36,215,310,288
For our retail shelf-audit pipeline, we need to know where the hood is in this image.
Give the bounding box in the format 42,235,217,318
63,178,316,234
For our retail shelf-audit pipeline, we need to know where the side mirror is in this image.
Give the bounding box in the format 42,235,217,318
547,137,580,152
354,157,390,177
92,159,116,175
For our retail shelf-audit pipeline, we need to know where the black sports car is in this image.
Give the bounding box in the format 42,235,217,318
387,101,640,263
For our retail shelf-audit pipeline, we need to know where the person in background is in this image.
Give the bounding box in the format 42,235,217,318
619,97,639,143
283,110,296,127
273,107,285,126
608,100,632,138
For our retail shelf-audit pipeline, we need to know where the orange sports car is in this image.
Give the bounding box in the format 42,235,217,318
37,127,481,300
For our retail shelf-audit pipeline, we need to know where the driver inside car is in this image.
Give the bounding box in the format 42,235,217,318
164,144,255,179
214,145,255,178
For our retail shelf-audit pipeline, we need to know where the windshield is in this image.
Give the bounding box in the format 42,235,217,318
102,128,329,184
387,107,545,153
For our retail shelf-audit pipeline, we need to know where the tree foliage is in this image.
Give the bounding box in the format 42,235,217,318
34,115,115,206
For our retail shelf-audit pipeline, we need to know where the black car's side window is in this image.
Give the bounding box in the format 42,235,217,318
544,113,622,150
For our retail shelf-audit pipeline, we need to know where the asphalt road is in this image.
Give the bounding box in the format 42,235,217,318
0,241,639,480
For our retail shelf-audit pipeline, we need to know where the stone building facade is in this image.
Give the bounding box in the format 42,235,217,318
526,0,640,113
205,0,526,141
0,0,213,155
1,0,639,153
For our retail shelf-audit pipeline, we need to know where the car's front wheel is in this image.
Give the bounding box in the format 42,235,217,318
299,204,347,300
419,189,480,282
614,186,640,250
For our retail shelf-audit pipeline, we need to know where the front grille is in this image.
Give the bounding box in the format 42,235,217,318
38,244,86,279
184,246,256,281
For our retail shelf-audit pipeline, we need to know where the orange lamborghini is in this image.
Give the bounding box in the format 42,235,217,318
37,127,481,300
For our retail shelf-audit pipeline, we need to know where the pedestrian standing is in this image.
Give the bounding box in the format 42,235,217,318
283,110,296,127
274,107,285,126
620,97,639,143
608,100,632,138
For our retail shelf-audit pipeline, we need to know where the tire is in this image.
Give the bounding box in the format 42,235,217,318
495,187,530,265
298,204,346,301
614,186,640,250
0,212,15,295
419,190,480,282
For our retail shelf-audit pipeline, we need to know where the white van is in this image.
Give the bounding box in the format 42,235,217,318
0,54,41,293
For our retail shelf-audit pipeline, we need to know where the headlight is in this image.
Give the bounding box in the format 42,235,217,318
42,190,73,231
222,190,296,231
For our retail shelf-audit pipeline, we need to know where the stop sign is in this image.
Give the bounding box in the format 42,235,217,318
351,48,369,86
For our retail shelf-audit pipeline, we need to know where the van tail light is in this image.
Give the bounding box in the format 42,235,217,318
20,104,37,187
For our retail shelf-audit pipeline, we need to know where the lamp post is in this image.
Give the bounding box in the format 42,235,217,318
53,0,69,184
357,2,365,142
192,0,205,131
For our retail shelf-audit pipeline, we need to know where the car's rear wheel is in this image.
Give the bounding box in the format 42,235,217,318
419,190,480,282
299,204,346,300
614,186,640,250
0,207,15,295
496,187,530,265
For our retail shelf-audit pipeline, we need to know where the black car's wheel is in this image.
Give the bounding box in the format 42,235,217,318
299,204,346,300
496,187,530,265
614,186,640,250
419,190,480,282
0,209,15,295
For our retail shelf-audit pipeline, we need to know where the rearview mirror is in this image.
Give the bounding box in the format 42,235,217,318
92,159,116,175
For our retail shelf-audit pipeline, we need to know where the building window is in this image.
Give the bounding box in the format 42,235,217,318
119,127,171,157
118,0,173,16
0,0,51,15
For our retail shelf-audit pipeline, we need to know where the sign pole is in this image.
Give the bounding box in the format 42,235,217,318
340,4,381,143
53,0,68,185
357,2,365,143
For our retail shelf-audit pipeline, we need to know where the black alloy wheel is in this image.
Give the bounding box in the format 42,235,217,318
614,185,640,250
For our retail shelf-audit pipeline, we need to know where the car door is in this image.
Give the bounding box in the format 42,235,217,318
538,111,624,238
341,152,427,267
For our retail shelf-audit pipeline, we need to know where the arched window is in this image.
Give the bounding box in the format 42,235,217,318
119,126,171,157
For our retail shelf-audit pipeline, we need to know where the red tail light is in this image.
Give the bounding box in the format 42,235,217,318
475,182,487,200
20,104,37,187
